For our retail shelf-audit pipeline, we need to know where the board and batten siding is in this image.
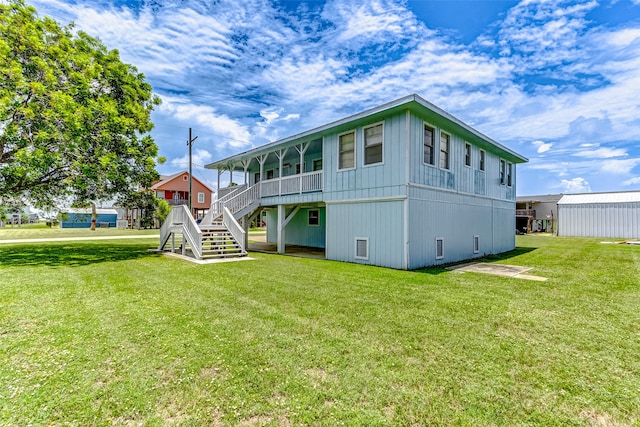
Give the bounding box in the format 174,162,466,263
406,186,515,269
407,112,516,201
323,112,408,198
325,199,406,269
558,202,640,238
266,207,327,248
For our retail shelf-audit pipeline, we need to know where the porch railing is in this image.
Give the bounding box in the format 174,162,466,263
261,170,323,198
516,209,536,218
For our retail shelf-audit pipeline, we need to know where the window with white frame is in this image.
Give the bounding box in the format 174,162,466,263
499,159,506,184
355,237,369,260
440,132,450,170
308,209,319,226
266,169,274,180
197,192,205,203
465,143,471,167
507,162,513,187
312,159,323,171
424,124,435,165
473,235,480,254
338,131,355,170
364,123,383,165
436,237,444,260
479,150,486,171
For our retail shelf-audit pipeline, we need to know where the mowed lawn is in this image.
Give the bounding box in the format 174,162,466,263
0,235,638,426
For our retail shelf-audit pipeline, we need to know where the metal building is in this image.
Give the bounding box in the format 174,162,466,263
557,192,640,238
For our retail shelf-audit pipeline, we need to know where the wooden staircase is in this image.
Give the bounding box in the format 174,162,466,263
159,205,247,261
199,222,245,260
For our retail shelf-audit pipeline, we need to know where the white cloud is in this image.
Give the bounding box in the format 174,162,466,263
532,140,552,153
171,148,213,168
623,176,640,185
600,158,640,174
560,177,591,193
573,147,627,158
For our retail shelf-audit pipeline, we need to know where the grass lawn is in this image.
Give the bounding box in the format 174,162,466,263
0,223,158,240
0,236,638,426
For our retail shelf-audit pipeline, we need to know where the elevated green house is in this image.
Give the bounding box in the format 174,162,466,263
160,94,527,269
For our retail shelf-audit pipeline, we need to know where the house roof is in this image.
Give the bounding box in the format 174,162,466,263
151,171,214,193
205,94,528,170
517,194,563,203
558,191,640,205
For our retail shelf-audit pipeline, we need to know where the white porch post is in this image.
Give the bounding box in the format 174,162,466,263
295,142,310,194
258,154,268,195
277,204,285,254
275,148,289,196
217,169,221,197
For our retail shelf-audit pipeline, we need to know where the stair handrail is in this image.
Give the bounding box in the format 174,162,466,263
159,205,202,259
223,206,246,253
201,184,249,225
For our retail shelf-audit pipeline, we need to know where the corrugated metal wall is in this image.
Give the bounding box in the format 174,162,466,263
558,202,640,238
326,200,406,269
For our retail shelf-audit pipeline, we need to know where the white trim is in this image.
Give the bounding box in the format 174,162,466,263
439,131,451,170
337,129,356,171
464,142,472,168
308,209,320,227
435,237,444,260
355,237,369,260
473,235,480,254
423,122,436,166
499,159,506,185
407,182,513,203
325,195,407,205
363,121,384,167
197,192,205,203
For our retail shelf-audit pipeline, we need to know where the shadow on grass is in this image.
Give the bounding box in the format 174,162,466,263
0,241,159,267
415,246,538,275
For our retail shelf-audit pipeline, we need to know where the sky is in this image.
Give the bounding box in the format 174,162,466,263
25,0,640,196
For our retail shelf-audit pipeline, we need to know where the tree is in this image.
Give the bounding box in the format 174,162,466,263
155,198,171,225
0,1,161,229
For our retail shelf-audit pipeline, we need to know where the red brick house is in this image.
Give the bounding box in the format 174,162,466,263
152,171,214,219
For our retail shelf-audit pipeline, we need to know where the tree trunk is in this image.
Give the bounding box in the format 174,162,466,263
90,202,97,231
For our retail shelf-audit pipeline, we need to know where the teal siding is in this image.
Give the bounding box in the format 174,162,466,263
407,186,515,269
326,200,405,269
266,207,326,248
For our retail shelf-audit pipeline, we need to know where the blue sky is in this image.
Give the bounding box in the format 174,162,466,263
28,0,640,196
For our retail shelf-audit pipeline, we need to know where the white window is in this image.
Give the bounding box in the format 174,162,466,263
312,159,323,171
308,209,319,226
364,123,383,165
338,131,355,170
197,192,205,203
355,238,369,260
465,143,471,167
473,235,480,254
440,132,450,170
500,159,506,185
479,150,486,172
507,162,513,187
436,237,444,260
424,124,435,165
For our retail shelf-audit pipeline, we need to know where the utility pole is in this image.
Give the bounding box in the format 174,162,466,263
187,128,198,215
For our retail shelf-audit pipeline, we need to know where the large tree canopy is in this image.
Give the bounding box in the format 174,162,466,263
0,0,161,209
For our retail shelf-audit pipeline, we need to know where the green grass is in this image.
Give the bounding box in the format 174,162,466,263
0,236,638,426
0,223,158,240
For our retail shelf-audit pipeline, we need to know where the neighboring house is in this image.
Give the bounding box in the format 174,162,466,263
160,94,528,267
557,192,640,238
60,208,118,228
516,194,562,233
151,171,214,219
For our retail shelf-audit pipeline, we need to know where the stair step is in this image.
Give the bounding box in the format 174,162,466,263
202,252,247,259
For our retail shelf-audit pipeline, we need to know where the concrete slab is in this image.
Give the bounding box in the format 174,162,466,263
447,262,548,281
160,251,256,264
248,242,326,260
